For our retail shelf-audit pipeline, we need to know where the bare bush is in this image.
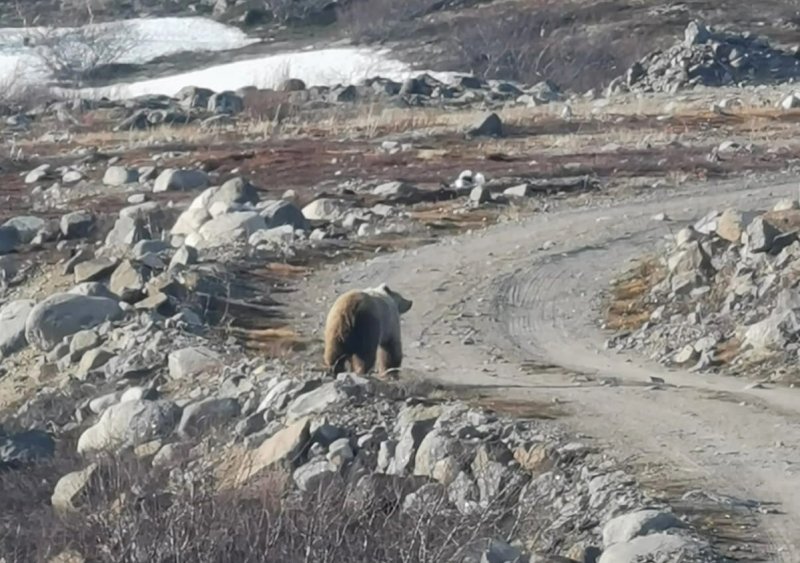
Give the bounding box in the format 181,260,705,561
269,0,336,25
0,447,535,563
339,0,441,42
449,1,646,91
27,20,140,86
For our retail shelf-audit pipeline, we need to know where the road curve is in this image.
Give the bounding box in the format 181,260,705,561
296,175,800,560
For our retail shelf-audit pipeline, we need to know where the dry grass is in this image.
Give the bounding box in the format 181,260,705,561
227,326,310,355
605,256,665,332
1,446,536,563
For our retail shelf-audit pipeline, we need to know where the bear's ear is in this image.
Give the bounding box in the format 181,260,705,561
379,283,391,294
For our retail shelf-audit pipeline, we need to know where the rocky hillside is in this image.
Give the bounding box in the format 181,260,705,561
606,198,800,383
0,161,725,562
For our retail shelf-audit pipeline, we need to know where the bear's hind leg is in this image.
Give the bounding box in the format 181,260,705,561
351,348,377,375
377,338,403,377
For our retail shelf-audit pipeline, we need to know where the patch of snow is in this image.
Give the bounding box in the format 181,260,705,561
0,17,259,87
65,48,457,100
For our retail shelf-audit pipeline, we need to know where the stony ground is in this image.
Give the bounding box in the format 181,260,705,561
9,15,800,563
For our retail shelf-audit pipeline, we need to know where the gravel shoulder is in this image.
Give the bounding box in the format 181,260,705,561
295,174,800,560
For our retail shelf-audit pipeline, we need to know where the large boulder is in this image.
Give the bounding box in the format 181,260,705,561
25,293,123,351
302,198,352,222
259,200,309,231
211,177,259,207
51,464,99,512
168,346,222,379
103,166,138,186
177,397,241,438
3,216,45,244
0,299,35,357
190,212,266,248
77,400,181,455
153,169,209,193
60,210,95,239
602,510,686,547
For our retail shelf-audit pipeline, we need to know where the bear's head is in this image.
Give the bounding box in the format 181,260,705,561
378,283,413,314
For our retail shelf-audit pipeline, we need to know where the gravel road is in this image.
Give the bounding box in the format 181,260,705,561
297,175,800,560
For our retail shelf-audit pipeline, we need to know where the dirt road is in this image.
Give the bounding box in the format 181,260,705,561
296,175,800,560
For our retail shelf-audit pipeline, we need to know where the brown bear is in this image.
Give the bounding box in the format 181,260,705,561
323,283,413,376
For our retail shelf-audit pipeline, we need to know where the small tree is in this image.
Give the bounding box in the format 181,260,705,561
28,21,139,87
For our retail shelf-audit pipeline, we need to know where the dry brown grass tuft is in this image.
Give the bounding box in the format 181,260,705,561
605,256,665,332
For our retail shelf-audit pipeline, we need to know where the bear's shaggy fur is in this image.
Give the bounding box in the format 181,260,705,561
323,283,413,376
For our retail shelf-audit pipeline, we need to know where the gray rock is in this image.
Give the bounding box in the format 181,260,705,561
153,169,209,193
402,482,444,514
109,260,147,302
73,257,118,283
77,400,181,455
208,91,244,114
372,181,420,201
715,208,751,243
191,212,266,248
743,311,800,355
212,177,260,207
169,245,198,270
326,437,354,466
60,210,95,239
259,200,310,231
472,444,511,507
69,329,100,358
249,225,296,247
25,164,50,184
481,540,528,563
667,241,712,277
293,459,337,491
177,397,241,438
448,471,480,514
231,418,311,486
598,533,705,563
3,216,45,244
684,20,711,46
301,198,351,222
76,348,115,379
0,299,34,357
69,282,119,300
120,386,155,402
62,170,83,184
279,78,306,92
673,344,699,365
130,239,168,257
103,166,138,186
0,226,20,254
151,442,188,469
602,509,686,547
286,382,346,421
745,216,780,253
25,293,123,351
0,430,54,465
51,463,98,512
104,215,147,250
503,184,532,198
256,379,295,413
470,186,491,204
469,113,503,137
168,346,222,379
413,429,458,477
387,418,435,475
88,391,122,414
